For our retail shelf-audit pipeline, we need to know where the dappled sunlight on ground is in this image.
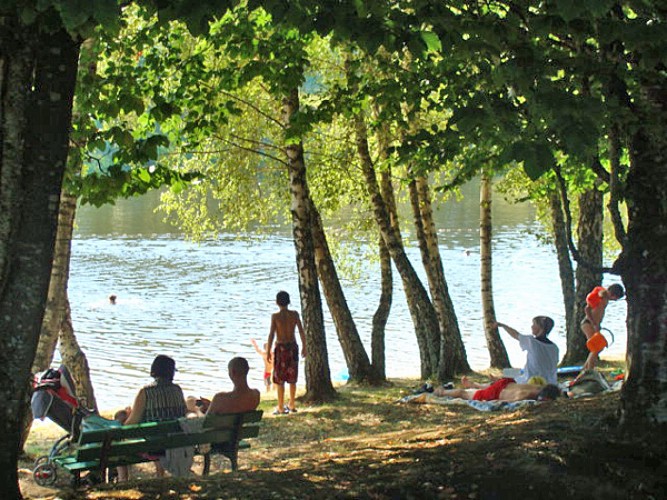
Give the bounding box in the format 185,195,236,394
19,361,667,499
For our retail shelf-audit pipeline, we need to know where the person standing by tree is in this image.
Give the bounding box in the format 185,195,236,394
267,291,307,415
580,284,625,372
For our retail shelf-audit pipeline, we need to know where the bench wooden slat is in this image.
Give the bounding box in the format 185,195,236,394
78,420,183,444
74,423,260,462
203,410,263,427
56,440,254,472
75,429,233,461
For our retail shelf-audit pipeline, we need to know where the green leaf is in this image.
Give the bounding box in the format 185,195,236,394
138,168,151,183
420,31,441,54
353,0,368,18
526,142,555,180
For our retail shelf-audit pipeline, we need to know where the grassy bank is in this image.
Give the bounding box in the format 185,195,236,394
19,359,667,499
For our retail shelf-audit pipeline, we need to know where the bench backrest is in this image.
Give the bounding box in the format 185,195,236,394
74,410,263,462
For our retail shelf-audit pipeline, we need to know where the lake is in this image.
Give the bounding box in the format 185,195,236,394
61,182,627,411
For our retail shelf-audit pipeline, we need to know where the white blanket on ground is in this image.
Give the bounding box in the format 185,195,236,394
398,392,537,411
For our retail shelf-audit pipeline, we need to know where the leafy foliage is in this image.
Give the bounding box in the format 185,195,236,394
3,0,122,37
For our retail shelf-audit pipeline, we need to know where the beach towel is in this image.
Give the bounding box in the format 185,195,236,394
398,392,537,411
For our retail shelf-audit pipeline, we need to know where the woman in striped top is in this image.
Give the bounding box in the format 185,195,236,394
118,355,187,480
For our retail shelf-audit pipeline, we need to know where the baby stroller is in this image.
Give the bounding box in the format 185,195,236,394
30,365,95,486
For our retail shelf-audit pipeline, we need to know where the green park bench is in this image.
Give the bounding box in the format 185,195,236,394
52,410,263,485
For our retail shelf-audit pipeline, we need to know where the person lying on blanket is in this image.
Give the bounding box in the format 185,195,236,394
432,376,561,402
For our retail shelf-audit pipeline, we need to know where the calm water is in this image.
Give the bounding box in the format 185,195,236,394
61,183,627,411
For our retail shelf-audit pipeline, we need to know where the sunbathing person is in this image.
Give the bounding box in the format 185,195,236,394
432,377,561,402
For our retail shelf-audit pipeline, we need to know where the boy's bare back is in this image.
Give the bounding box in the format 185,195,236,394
271,309,301,343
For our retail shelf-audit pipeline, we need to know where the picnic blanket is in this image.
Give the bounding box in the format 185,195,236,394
398,392,537,411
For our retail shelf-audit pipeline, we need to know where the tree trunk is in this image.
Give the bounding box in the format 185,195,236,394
311,205,379,383
282,88,336,403
410,175,472,377
563,185,603,365
548,188,576,364
21,192,94,451
58,299,98,411
49,193,97,410
371,235,391,380
0,23,80,499
355,113,439,379
479,172,510,369
619,81,667,428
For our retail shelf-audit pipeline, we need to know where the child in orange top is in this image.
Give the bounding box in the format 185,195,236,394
580,284,624,372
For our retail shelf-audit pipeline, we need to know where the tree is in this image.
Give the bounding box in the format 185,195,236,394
408,1,666,427
546,186,576,358
21,193,97,453
561,179,604,365
480,170,510,368
409,173,472,377
371,235,392,380
340,49,471,380
0,15,82,497
354,110,440,379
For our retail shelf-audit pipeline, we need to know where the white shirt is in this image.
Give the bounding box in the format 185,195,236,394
516,334,559,385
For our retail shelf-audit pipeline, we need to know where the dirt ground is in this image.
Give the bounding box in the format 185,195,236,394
19,362,667,499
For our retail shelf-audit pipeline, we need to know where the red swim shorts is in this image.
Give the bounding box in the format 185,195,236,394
272,342,299,385
472,378,515,401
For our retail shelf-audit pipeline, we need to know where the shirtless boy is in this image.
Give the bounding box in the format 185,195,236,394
580,283,624,372
432,377,561,402
267,291,307,415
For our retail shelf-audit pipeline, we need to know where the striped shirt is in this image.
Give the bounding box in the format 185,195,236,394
141,379,187,422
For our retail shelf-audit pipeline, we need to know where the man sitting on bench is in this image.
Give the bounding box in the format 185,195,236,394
208,357,261,414
187,357,260,416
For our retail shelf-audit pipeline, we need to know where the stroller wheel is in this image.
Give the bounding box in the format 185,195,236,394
33,462,57,486
33,455,50,467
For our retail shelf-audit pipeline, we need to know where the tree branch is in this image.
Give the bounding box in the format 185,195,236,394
211,133,288,167
218,88,284,129
607,124,627,246
554,165,617,274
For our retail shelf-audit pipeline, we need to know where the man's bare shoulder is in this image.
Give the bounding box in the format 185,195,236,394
210,391,232,403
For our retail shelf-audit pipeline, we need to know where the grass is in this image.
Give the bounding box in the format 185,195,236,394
19,358,667,499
